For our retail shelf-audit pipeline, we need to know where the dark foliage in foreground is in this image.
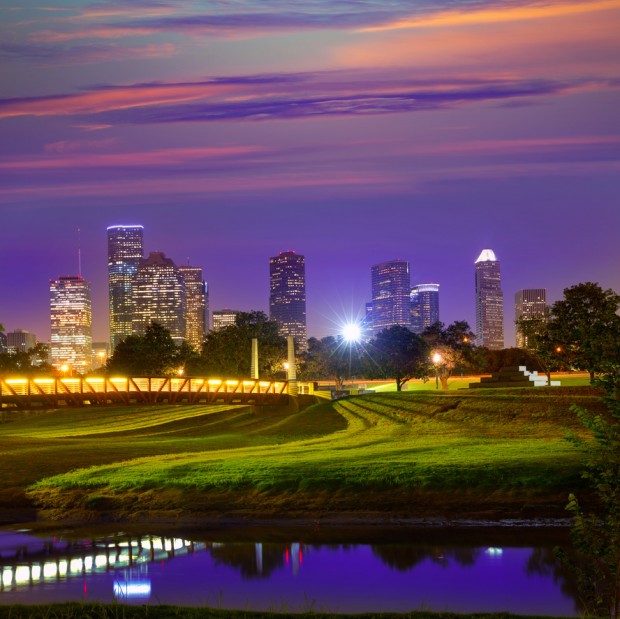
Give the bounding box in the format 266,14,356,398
0,604,580,619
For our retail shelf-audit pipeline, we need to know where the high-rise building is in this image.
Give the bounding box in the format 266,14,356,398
371,259,411,333
0,331,7,353
410,283,440,334
474,249,504,349
212,309,240,331
132,251,186,345
108,225,144,350
179,265,207,350
269,251,307,348
6,329,37,353
50,275,93,371
515,289,547,348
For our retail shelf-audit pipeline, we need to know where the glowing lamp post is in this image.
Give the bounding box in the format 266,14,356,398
341,322,362,382
432,352,442,390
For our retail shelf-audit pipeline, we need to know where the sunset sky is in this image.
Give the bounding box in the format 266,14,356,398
1,0,619,346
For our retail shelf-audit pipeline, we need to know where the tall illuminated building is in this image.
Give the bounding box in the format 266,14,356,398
515,289,547,348
107,225,144,350
269,250,307,348
371,260,411,333
474,249,504,349
410,283,440,334
179,265,207,350
132,251,186,345
50,275,92,371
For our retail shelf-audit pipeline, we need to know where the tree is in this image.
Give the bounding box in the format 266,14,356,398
557,370,620,618
194,311,287,378
516,316,564,383
302,336,361,389
106,322,180,376
549,282,620,383
366,326,430,391
0,342,53,374
421,321,475,389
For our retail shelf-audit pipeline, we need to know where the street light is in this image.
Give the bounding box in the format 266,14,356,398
342,323,362,344
432,352,442,390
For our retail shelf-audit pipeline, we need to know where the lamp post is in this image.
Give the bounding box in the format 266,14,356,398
432,352,442,390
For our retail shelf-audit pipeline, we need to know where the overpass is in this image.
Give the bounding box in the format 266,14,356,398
0,375,297,408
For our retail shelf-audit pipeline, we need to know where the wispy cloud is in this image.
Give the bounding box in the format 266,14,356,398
19,0,601,43
0,145,264,169
1,69,613,124
0,41,175,63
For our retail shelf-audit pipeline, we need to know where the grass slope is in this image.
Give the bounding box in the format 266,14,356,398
10,388,601,521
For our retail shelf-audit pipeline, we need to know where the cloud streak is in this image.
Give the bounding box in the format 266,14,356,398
20,0,613,43
1,69,614,124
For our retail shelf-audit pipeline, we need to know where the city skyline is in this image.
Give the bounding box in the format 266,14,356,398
1,1,618,346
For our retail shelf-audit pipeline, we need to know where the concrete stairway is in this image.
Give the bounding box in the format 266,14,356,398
469,365,561,389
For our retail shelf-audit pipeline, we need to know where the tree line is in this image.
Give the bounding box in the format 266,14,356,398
2,282,618,386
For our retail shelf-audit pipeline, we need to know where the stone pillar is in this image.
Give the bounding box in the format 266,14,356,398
287,336,298,396
250,338,259,380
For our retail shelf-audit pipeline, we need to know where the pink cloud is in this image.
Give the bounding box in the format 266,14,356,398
0,145,265,169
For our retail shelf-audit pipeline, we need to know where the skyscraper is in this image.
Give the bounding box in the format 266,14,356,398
410,283,440,333
474,249,504,349
50,275,92,371
132,251,186,345
371,260,411,333
179,265,207,350
515,289,547,348
6,329,37,353
269,251,307,348
108,225,144,350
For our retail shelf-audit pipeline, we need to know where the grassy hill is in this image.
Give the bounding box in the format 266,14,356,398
0,387,604,523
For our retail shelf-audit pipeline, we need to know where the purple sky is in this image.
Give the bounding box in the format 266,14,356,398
1,0,619,346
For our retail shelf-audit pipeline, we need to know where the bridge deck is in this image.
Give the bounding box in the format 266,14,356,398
0,376,290,408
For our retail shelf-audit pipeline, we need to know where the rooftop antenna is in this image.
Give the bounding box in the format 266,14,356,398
186,256,190,266
77,227,82,277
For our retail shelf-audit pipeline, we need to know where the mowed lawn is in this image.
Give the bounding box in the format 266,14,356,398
3,387,601,518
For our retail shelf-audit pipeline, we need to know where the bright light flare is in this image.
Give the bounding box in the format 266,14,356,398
432,352,443,364
342,323,362,343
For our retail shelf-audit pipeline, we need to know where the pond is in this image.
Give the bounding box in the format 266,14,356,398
0,526,579,615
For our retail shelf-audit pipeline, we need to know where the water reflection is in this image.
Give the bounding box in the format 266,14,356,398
0,529,580,615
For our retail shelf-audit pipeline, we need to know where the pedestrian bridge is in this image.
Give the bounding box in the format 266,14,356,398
0,375,297,408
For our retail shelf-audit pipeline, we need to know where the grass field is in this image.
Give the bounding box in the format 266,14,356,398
369,373,592,392
0,385,601,522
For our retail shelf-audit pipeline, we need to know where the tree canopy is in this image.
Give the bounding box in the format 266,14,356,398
0,342,52,374
190,311,287,378
548,282,620,382
106,322,183,376
421,321,475,389
365,325,430,391
302,335,361,389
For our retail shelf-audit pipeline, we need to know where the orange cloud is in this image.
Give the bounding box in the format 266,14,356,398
360,0,620,32
338,6,620,78
0,82,240,119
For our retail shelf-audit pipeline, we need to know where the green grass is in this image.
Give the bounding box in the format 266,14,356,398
4,387,600,519
370,373,592,392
